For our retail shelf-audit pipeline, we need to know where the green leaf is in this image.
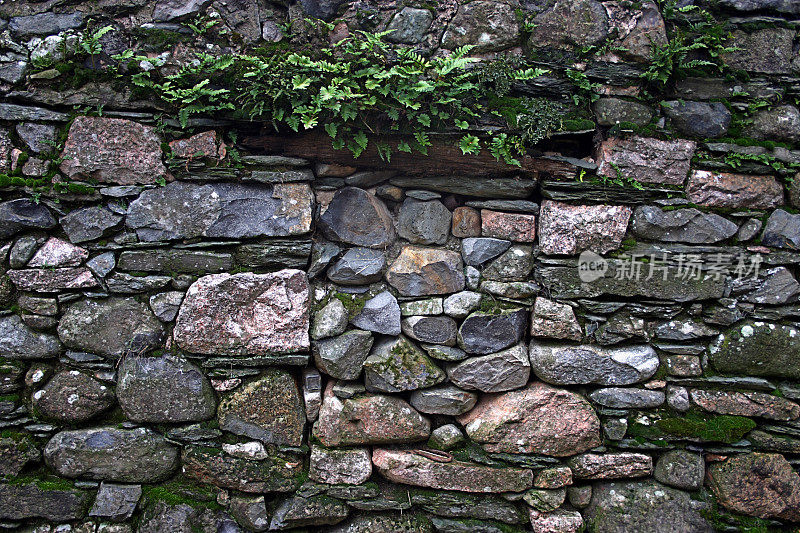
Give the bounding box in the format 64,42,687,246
292,75,311,90
324,123,338,138
417,113,431,127
459,134,480,155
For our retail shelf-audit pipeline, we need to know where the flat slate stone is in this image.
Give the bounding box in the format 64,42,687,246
530,342,659,385
390,176,537,199
8,267,98,292
447,344,531,393
409,384,478,415
327,247,386,285
181,445,302,493
632,205,738,244
60,206,122,243
0,483,90,522
117,249,233,273
458,309,527,354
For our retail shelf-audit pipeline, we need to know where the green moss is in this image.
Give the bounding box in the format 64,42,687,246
142,478,222,510
700,495,783,533
334,292,368,319
655,413,756,444
7,475,76,492
0,394,20,403
477,299,519,315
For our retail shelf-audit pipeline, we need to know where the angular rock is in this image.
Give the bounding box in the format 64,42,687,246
86,251,116,278
481,210,536,242
312,298,348,340
596,136,695,185
106,273,171,293
217,369,305,446
0,436,39,476
0,199,56,239
402,315,458,345
229,495,269,532
168,130,222,159
761,209,800,249
724,28,795,74
28,237,88,268
689,388,800,421
429,425,466,451
482,244,534,281
632,206,737,244
529,509,584,533
662,100,731,138
443,291,483,318
457,382,601,456
739,217,767,241
45,427,179,482
686,170,783,209
310,445,372,485
174,270,309,355
386,7,434,44
461,237,511,266
8,267,98,292
364,335,446,393
33,370,115,422
60,117,166,185
10,12,85,37
568,452,653,479
1,314,61,359
117,354,216,423
535,467,573,489
423,344,469,362
594,98,653,127
181,446,302,493
89,483,142,522
589,387,664,408
530,342,659,385
527,0,608,51
745,104,800,143
451,206,481,238
530,297,582,340
386,246,465,296
539,200,632,255
397,199,451,245
58,297,164,357
373,449,532,493
0,483,90,522
318,187,395,248
654,450,704,490
441,1,520,52
270,494,349,529
314,329,373,380
734,266,800,305
351,291,401,335
327,247,386,285
400,298,443,316
458,309,527,354
409,384,478,416
117,249,232,273
718,0,800,14
60,206,122,243
709,321,800,379
448,344,530,393
148,291,184,322
9,235,44,269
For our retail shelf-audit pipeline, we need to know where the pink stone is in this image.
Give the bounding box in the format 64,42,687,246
538,200,632,255
595,136,696,185
568,452,653,479
687,170,784,209
7,268,98,292
689,389,800,421
452,206,481,238
529,509,584,533
174,270,310,355
27,237,88,268
372,448,533,493
457,382,601,457
481,210,536,242
169,130,225,159
60,116,166,185
534,466,573,489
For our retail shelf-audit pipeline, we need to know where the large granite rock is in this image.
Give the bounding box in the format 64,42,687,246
596,136,695,185
310,445,372,485
447,344,530,393
458,309,527,354
0,198,57,239
0,483,90,522
457,382,601,456
397,198,451,245
318,187,395,248
7,267,98,292
386,7,434,44
58,297,164,358
386,246,465,296
28,237,88,267
709,321,800,379
0,314,61,359
364,335,446,393
60,117,166,185
441,1,520,53
481,210,536,242
568,452,653,479
33,370,115,422
314,330,374,380
539,200,632,255
632,206,737,244
530,342,659,385
174,270,310,355
44,427,179,482
686,170,784,209
182,446,302,493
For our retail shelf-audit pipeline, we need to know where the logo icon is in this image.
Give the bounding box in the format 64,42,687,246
578,250,608,283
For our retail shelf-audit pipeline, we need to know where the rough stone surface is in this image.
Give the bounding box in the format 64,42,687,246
530,342,659,386
310,445,372,485
364,335,446,393
686,170,784,209
327,247,386,285
174,270,309,355
60,206,123,243
269,494,349,529
461,237,511,267
443,291,483,319
452,206,481,238
530,298,582,340
596,136,695,185
654,450,704,490
0,483,90,522
529,509,584,533
481,210,536,242
314,329,373,380
589,387,665,409
0,314,61,359
689,388,800,421
181,446,302,493
527,0,609,51
386,246,465,296
397,198,451,245
458,309,527,354
117,249,232,273
539,200,632,255
409,384,478,416
0,199,56,239
318,187,395,248
312,298,348,339
8,267,98,292
709,321,800,379
594,98,653,127
89,483,142,522
448,344,530,393
441,1,520,52
402,315,458,345
761,209,800,249
351,291,401,335
386,7,434,44
28,237,88,268
33,370,115,422
633,206,738,243
662,100,731,138
568,453,653,479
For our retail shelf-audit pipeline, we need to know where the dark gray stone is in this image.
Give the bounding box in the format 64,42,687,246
653,318,719,341
0,483,90,522
16,123,57,154
447,344,530,393
10,12,85,37
118,249,232,273
234,239,312,270
390,176,537,199
737,218,763,241
530,342,659,385
731,266,800,305
441,0,520,52
327,247,386,285
86,252,116,278
0,199,56,239
318,187,395,248
351,291,401,335
33,370,115,422
386,7,434,44
149,291,184,322
482,244,534,281
9,234,44,268
662,101,731,138
402,315,458,346
153,0,213,21
364,335,446,393
589,387,665,408
724,28,795,74
298,0,348,20
654,450,704,490
89,482,142,522
0,103,69,122
719,0,800,14
0,314,61,359
709,321,800,379
409,384,478,416
308,241,341,278
745,105,800,143
269,494,349,529
106,272,172,293
633,206,737,243
313,330,374,380
461,237,511,266
60,206,123,244
423,344,469,362
762,209,800,249
397,199,451,245
458,309,527,354
594,98,653,127
229,495,269,532
343,170,396,187
312,298,348,340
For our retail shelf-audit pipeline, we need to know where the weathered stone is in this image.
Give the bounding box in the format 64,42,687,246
386,246,465,296
397,199,451,245
458,382,601,456
534,467,573,489
527,0,608,51
524,488,566,512
148,291,184,322
761,209,800,249
719,0,800,13
229,495,269,532
443,291,482,319
217,369,305,446
483,244,534,281
481,280,539,301
481,211,536,243
312,298,348,339
584,481,712,533
448,344,530,393
314,330,373,380
235,240,312,270
461,237,511,267
411,491,524,524
328,514,433,533
10,12,85,37
723,28,795,74
314,384,430,446
33,370,114,422
632,206,737,244
364,335,445,393
61,206,122,243
168,130,222,159
8,267,98,291
593,98,653,127
530,297,582,340
310,445,372,485
106,272,172,293
318,187,395,248
452,206,481,238
539,201,632,255
568,452,652,479
45,427,178,483
85,251,116,279
117,354,215,423
689,388,799,421
709,321,800,379
409,384,478,416
181,446,302,493
687,170,783,209
0,314,61,359
89,483,142,522
402,315,458,345
441,1,520,52
662,100,731,138
391,175,537,199
136,501,202,533
429,424,466,450
385,7,434,44
530,342,659,385
708,453,800,521
0,199,56,239
0,483,90,522
400,298,443,316
457,308,526,355
9,234,44,269
654,450,704,490
351,291,401,335
327,247,386,285
529,509,583,533
270,494,349,529
745,104,800,143
596,136,695,185
373,449,532,493
423,344,469,362
58,297,164,357
174,270,309,355
117,249,232,273
734,266,800,305
27,237,87,268
589,387,664,408
0,436,39,476
60,117,166,185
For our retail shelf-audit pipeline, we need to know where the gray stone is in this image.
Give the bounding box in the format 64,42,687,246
0,314,61,359
397,199,451,245
86,252,116,278
423,344,469,362
662,101,731,138
604,418,628,441
309,241,341,278
0,483,90,522
58,297,164,358
386,7,434,44
719,0,800,14
309,445,372,485
8,267,98,292
667,386,691,412
106,272,172,293
589,387,665,408
632,206,737,244
364,335,446,393
461,237,511,266
312,298,348,340
402,315,458,346
327,247,386,285
390,176,537,199
429,424,465,450
458,309,527,354
0,103,68,122
0,199,56,239
412,491,525,524
33,370,115,422
527,0,608,51
723,28,795,74
343,170,396,187
745,104,800,143
89,483,142,522
10,12,85,37
153,0,209,21
409,384,478,416
117,249,232,273
732,266,800,305
400,298,443,316
298,0,348,20
654,450,704,490
269,494,349,529
709,321,800,379
530,342,659,385
318,187,395,248
594,98,653,127
9,234,44,268
229,495,269,532
762,209,800,249
530,297,582,340
61,206,123,243
314,329,373,380
149,291,184,322
448,343,530,393
16,123,57,154
443,291,483,318
737,218,762,241
524,488,566,512
596,136,696,185
44,427,179,483
387,246,465,296
117,354,216,423
441,1,520,52
482,244,534,281
351,291,401,335
653,318,719,341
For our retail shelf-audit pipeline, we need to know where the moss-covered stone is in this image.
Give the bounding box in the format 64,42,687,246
709,321,800,379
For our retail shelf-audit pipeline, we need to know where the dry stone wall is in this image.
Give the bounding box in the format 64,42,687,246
2,1,800,532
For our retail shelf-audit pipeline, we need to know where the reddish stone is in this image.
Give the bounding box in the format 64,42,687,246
169,130,225,159
174,270,309,355
567,452,653,479
452,206,481,238
689,389,800,421
534,466,573,489
596,136,695,185
7,268,98,292
481,210,536,242
687,170,784,209
457,382,601,457
529,509,584,533
27,237,88,268
314,383,430,446
60,117,166,185
538,200,632,255
708,453,800,521
372,448,533,493
386,246,465,296
315,163,357,177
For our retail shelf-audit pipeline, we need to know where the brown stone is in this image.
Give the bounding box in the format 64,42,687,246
314,383,430,446
27,237,88,268
60,116,166,185
8,268,98,292
568,452,653,479
708,453,800,521
538,200,632,255
386,246,465,296
481,210,536,242
686,170,784,209
596,136,696,185
530,297,582,341
457,382,601,456
372,448,533,493
689,389,800,421
452,206,481,238
174,270,310,355
169,130,224,159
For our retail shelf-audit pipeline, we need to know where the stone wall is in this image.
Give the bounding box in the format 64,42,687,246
2,1,800,532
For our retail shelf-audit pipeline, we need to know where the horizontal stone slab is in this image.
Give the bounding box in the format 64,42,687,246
117,249,233,273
